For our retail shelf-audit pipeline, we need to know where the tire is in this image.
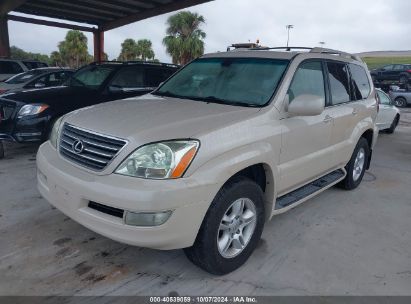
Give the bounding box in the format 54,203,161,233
339,138,370,190
184,176,265,275
400,75,409,85
394,97,407,108
386,115,400,134
0,141,4,159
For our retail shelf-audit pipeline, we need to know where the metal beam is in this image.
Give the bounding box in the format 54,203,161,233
102,0,213,31
0,16,10,58
7,14,97,32
0,0,29,15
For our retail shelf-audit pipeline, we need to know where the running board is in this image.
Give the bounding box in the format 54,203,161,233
275,169,346,210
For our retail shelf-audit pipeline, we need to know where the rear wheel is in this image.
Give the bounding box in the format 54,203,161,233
386,115,400,134
394,97,407,108
400,75,409,85
184,176,265,275
339,138,370,190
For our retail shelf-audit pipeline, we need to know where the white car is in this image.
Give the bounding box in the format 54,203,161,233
376,89,400,133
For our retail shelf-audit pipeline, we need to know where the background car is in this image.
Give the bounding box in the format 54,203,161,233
370,64,411,85
389,89,411,107
376,89,400,133
0,59,49,81
0,61,179,144
0,68,73,94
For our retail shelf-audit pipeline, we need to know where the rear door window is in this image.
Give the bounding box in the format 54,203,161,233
0,61,24,74
111,66,144,89
349,63,371,100
145,68,176,88
327,62,351,105
288,61,326,103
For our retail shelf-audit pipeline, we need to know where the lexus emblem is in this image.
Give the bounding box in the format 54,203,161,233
72,139,85,154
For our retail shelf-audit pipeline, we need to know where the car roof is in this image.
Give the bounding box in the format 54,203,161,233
89,61,180,69
202,46,365,66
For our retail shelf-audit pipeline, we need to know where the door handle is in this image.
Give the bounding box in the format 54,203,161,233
323,115,333,123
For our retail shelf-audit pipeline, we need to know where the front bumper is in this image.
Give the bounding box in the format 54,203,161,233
37,142,219,250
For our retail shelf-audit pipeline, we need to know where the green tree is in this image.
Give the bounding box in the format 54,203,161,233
10,46,51,64
58,30,89,68
136,39,155,61
118,38,138,61
163,11,206,65
50,51,63,67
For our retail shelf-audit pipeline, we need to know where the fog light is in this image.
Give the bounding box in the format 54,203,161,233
124,210,172,226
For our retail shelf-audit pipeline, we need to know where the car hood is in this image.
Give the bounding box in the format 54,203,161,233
0,85,98,105
65,94,261,143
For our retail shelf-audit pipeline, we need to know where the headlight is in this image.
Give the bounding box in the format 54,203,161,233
49,116,64,149
18,104,49,117
115,140,199,179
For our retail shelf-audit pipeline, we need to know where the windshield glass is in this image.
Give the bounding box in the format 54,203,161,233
5,70,48,84
154,57,289,107
67,66,115,89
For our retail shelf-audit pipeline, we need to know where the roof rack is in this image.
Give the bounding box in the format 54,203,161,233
230,45,363,62
310,47,363,62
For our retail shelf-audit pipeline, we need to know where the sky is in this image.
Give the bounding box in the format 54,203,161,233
8,0,411,62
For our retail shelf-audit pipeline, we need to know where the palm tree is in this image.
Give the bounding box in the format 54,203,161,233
58,30,89,68
163,11,206,65
118,38,138,61
136,39,155,61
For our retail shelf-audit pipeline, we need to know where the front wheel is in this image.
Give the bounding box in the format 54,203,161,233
394,97,407,108
339,138,370,190
184,177,265,275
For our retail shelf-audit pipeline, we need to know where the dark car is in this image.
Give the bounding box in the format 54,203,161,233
0,61,179,145
370,64,411,85
0,68,74,94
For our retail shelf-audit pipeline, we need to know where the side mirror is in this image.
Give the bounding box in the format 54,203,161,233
287,94,325,116
34,82,45,88
108,85,123,94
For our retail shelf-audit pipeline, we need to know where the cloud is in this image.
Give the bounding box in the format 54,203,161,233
8,0,411,62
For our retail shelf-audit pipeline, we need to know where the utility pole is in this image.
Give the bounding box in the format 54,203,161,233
286,25,294,50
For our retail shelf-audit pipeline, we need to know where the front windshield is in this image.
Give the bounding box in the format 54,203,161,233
5,70,47,84
67,66,115,89
154,57,289,107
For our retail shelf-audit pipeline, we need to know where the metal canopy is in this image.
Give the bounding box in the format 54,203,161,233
0,0,213,60
7,0,212,31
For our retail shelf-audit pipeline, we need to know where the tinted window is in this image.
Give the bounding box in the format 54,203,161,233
288,61,325,103
377,90,391,105
327,62,350,105
23,61,47,70
393,65,404,71
383,65,394,71
0,61,24,74
69,66,115,89
111,66,144,88
156,58,289,107
145,68,176,87
349,63,371,100
5,69,46,84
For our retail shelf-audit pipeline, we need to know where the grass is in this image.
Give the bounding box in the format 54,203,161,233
361,57,411,69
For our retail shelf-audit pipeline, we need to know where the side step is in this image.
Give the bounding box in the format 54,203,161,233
275,169,346,210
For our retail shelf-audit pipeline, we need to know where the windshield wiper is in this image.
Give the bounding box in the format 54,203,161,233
152,90,184,99
192,95,259,108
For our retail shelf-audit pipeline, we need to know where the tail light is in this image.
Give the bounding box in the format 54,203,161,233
0,89,8,94
407,70,411,73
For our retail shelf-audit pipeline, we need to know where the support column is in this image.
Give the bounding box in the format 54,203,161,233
0,15,10,58
93,29,104,62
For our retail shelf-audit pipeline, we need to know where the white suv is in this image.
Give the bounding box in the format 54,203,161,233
37,47,378,274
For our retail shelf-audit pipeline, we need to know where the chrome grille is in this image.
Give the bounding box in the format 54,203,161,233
59,123,127,171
